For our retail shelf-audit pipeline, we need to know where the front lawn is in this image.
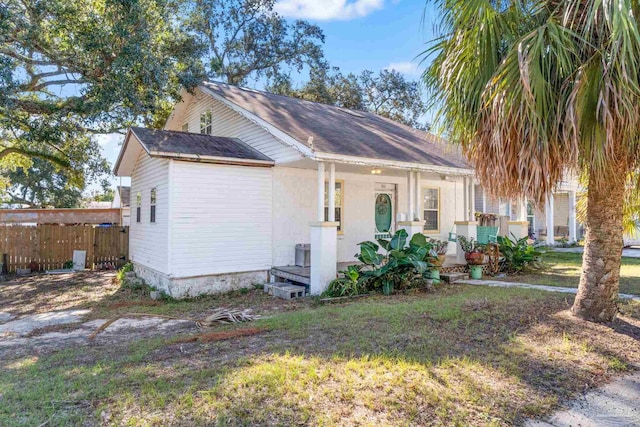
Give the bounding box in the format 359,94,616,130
505,251,640,295
2,283,640,426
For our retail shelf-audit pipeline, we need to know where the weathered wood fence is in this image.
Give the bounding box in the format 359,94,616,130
0,225,129,272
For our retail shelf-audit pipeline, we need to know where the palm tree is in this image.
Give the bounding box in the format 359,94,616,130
423,0,640,322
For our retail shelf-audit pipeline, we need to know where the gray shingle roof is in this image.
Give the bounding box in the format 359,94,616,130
130,127,273,162
202,81,468,169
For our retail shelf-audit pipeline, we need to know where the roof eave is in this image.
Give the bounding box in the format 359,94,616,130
313,152,475,176
149,151,275,167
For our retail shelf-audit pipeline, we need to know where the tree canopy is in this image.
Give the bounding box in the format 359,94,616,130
267,66,429,130
424,0,640,321
186,0,325,85
0,0,205,188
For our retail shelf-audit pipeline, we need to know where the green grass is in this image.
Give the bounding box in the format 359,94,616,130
3,285,640,426
507,251,640,295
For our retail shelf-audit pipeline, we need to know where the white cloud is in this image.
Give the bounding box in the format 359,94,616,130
275,0,385,21
386,61,420,76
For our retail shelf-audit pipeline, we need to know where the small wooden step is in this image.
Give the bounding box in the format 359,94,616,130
440,272,469,283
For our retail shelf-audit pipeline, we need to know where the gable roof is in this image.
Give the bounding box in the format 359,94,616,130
130,127,273,162
114,127,274,176
201,81,468,170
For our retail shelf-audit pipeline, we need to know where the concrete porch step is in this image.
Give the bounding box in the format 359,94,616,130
440,272,469,283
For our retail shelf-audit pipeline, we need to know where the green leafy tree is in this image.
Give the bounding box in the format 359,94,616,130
0,0,204,182
360,69,427,130
268,67,428,129
424,0,640,321
2,158,96,208
186,0,325,85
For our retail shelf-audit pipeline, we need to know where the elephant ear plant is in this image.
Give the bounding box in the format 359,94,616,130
497,235,544,274
357,230,434,295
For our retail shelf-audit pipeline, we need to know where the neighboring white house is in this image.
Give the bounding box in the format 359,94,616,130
114,81,583,298
111,186,131,226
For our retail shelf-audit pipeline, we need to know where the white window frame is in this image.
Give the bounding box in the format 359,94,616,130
181,122,189,132
200,111,212,135
150,188,157,223
324,180,344,234
135,191,142,223
422,187,440,234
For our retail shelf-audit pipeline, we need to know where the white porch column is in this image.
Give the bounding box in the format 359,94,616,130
414,171,422,221
400,170,424,238
519,197,527,221
508,197,529,240
310,221,338,295
455,221,478,264
463,177,468,221
310,161,337,295
545,193,555,246
317,162,325,221
468,179,476,221
328,163,336,222
407,171,415,220
568,190,577,243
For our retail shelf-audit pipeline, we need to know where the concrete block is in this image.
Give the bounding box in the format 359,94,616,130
124,271,137,279
270,283,306,300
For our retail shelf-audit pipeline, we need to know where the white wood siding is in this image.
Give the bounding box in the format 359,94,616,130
129,152,170,273
165,89,302,164
170,161,273,277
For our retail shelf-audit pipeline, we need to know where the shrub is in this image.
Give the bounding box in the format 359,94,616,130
356,230,434,294
497,235,544,274
324,265,366,298
116,262,134,283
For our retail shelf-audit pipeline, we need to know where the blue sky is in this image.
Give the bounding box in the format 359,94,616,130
98,0,439,191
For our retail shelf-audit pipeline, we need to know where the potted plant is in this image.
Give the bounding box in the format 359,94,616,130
457,236,485,279
427,238,449,283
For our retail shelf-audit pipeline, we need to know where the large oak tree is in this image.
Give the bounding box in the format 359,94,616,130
186,0,325,85
0,0,204,187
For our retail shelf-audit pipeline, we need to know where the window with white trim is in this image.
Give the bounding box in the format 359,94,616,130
136,191,142,223
181,122,189,132
150,188,157,223
324,180,344,233
423,187,440,233
200,111,212,135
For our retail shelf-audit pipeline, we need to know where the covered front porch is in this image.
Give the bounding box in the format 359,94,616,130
274,158,477,295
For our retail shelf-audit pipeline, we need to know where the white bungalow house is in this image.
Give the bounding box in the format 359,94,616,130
114,82,579,298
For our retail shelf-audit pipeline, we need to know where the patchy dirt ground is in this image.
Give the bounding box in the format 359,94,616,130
2,272,640,426
0,271,119,316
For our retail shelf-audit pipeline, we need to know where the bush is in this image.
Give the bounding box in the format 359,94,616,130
323,265,366,298
497,235,544,274
356,230,434,294
116,262,134,282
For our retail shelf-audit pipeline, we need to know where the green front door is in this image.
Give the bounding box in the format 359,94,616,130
375,192,393,239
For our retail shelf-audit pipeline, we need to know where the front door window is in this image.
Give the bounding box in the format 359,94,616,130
375,192,393,239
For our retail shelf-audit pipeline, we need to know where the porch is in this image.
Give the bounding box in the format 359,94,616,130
293,159,478,295
271,256,465,287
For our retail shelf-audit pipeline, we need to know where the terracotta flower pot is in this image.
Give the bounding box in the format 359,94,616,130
465,251,485,265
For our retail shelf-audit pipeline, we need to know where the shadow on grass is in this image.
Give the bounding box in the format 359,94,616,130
3,285,640,426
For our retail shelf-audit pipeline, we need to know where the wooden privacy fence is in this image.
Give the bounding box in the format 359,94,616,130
0,225,129,273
